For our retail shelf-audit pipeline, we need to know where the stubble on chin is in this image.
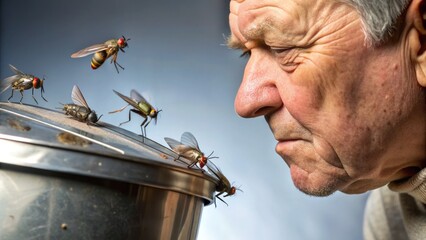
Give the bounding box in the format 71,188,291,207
290,165,341,197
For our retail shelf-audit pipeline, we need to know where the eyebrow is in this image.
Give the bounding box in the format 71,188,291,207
226,19,274,50
226,34,246,50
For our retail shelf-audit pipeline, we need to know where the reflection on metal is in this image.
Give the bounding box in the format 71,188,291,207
0,102,218,240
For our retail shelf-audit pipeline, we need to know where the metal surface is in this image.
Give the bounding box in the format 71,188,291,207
0,102,218,240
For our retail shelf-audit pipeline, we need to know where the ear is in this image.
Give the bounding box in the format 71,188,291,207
407,0,426,87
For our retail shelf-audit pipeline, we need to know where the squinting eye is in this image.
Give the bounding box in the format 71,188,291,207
270,47,294,56
239,50,251,58
270,47,300,72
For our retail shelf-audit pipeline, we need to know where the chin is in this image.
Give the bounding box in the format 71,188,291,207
290,164,345,197
293,181,338,197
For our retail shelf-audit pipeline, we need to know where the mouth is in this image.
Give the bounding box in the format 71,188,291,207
269,122,312,146
275,137,306,148
277,137,303,142
275,139,303,154
274,135,316,167
274,138,306,165
275,136,346,175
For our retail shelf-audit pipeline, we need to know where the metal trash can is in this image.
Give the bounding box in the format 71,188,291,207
0,102,217,240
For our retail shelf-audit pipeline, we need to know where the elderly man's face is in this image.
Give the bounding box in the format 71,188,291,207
229,0,425,196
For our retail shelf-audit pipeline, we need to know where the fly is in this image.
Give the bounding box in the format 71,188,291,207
164,132,217,168
61,85,102,124
71,36,130,73
109,89,161,137
0,64,47,104
205,160,241,206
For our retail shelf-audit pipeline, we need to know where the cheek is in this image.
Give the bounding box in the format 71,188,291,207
277,72,326,126
276,66,375,172
280,53,366,131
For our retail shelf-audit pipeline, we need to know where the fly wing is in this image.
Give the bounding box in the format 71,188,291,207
130,89,148,104
0,75,19,95
205,160,224,180
164,137,183,150
8,64,25,76
71,85,90,109
113,90,139,109
164,137,194,154
181,132,201,150
71,43,109,58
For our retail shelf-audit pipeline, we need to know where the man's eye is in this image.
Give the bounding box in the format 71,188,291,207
281,63,299,73
270,47,300,72
270,47,294,56
240,50,251,58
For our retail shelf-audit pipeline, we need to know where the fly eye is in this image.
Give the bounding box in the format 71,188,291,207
32,78,41,89
118,38,126,47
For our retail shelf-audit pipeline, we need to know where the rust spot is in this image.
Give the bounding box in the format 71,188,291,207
8,119,31,132
159,153,168,159
57,132,92,147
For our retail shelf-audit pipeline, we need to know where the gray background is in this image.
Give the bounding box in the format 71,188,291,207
0,0,368,239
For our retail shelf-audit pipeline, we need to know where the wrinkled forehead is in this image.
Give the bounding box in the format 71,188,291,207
229,0,338,47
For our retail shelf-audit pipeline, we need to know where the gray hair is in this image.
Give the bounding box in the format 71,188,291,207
339,0,411,45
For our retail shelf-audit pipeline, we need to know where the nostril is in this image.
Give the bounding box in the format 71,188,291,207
253,106,277,117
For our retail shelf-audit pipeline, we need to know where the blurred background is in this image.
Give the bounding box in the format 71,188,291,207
0,0,369,239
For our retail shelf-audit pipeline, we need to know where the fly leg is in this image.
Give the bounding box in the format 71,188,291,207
111,54,124,73
40,89,48,102
138,117,148,142
119,109,138,126
174,155,191,166
31,88,39,105
188,161,197,168
140,117,150,137
175,155,196,167
7,90,14,103
187,161,206,173
215,192,228,207
188,161,201,169
109,104,129,114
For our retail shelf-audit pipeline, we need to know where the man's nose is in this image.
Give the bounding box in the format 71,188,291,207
234,50,283,118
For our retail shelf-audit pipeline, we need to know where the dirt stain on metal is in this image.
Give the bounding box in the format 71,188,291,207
8,119,31,132
61,223,68,230
57,132,92,147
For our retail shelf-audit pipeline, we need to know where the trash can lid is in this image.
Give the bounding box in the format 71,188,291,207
0,102,217,205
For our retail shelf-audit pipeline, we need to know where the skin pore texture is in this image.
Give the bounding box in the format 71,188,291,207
229,0,426,196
